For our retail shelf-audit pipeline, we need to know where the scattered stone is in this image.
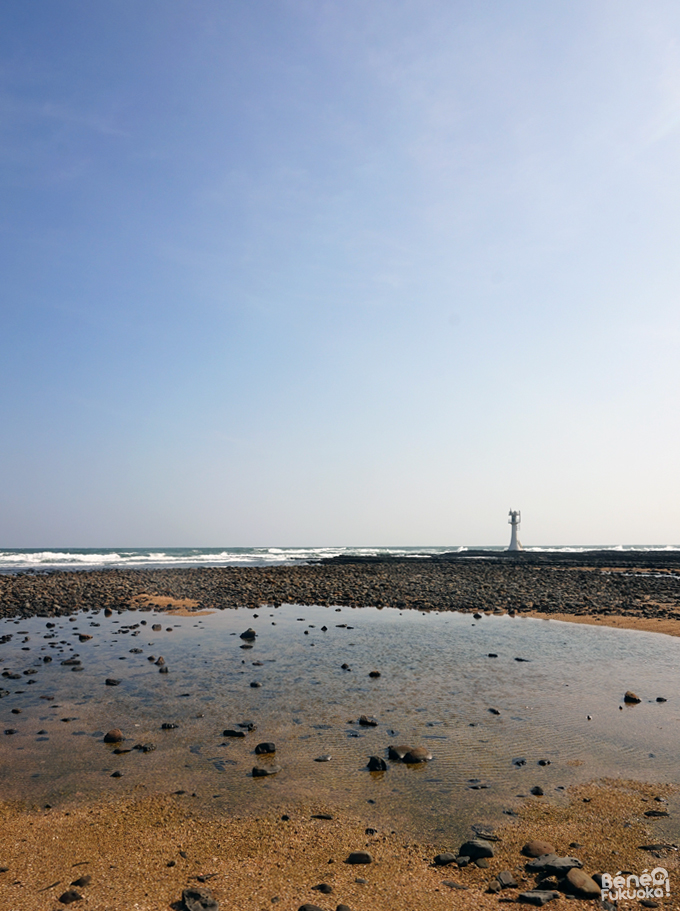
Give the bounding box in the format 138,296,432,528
367,756,387,772
458,839,494,860
341,663,351,670
475,857,489,868
250,681,262,688
152,624,161,631
624,690,641,704
657,696,667,703
368,671,381,678
111,770,122,778
58,890,83,904
161,723,178,730
311,883,333,893
182,886,219,911
297,905,324,911
358,715,377,726
488,879,501,893
252,765,281,777
497,870,518,888
346,851,372,864
531,786,544,796
314,755,332,762
223,729,246,738
525,855,583,875
489,707,501,715
311,814,333,820
254,742,276,755
644,809,669,817
388,745,411,760
434,853,456,866
563,867,600,897
155,656,165,666
537,759,551,766
488,653,498,658
522,840,556,858
105,678,120,686
103,729,124,743
403,747,432,763
517,890,560,906
442,880,468,890
455,856,470,867
240,629,257,640
70,875,91,887
159,665,169,674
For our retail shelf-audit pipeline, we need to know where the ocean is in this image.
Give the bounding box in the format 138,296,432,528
0,544,678,573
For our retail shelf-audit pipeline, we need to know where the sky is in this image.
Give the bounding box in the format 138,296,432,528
1,0,680,548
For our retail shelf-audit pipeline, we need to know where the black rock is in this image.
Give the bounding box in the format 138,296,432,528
434,852,456,866
458,839,494,859
240,628,257,640
223,729,246,738
311,883,333,893
250,681,262,688
531,786,544,796
58,890,83,904
252,765,281,777
162,722,179,730
367,755,387,771
358,715,378,726
255,742,276,754
525,855,583,875
105,678,120,686
346,851,372,864
71,875,91,887
297,905,324,911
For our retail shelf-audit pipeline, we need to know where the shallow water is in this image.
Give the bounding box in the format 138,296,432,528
1,604,679,841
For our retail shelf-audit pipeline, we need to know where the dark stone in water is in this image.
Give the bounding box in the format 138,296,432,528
105,679,120,686
240,628,257,640
111,770,122,778
250,681,262,688
162,722,179,730
182,886,219,911
255,742,276,754
223,729,245,738
359,715,378,726
58,889,83,904
103,729,124,743
624,690,641,704
531,786,544,796
403,747,432,763
132,742,156,752
252,765,281,777
368,670,381,678
388,745,410,760
314,755,332,762
159,665,169,674
367,755,387,771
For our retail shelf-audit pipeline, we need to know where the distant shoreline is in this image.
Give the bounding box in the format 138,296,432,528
1,552,679,628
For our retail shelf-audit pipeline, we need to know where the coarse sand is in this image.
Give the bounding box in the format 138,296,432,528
1,779,678,910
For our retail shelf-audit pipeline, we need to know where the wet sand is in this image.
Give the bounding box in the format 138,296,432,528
1,779,678,910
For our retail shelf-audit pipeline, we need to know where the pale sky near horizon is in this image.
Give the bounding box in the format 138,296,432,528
2,1,680,548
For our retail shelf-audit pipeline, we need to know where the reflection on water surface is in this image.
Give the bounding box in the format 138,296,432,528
1,604,679,841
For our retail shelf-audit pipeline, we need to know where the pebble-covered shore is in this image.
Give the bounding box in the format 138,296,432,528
1,551,680,620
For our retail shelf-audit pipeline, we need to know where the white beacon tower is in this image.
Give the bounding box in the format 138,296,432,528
508,510,522,551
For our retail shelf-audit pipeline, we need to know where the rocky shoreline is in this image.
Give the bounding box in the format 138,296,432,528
1,551,680,621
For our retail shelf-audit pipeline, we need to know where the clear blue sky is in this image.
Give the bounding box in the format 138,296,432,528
2,1,679,547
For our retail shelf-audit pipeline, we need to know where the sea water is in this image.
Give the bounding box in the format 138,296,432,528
1,604,679,842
